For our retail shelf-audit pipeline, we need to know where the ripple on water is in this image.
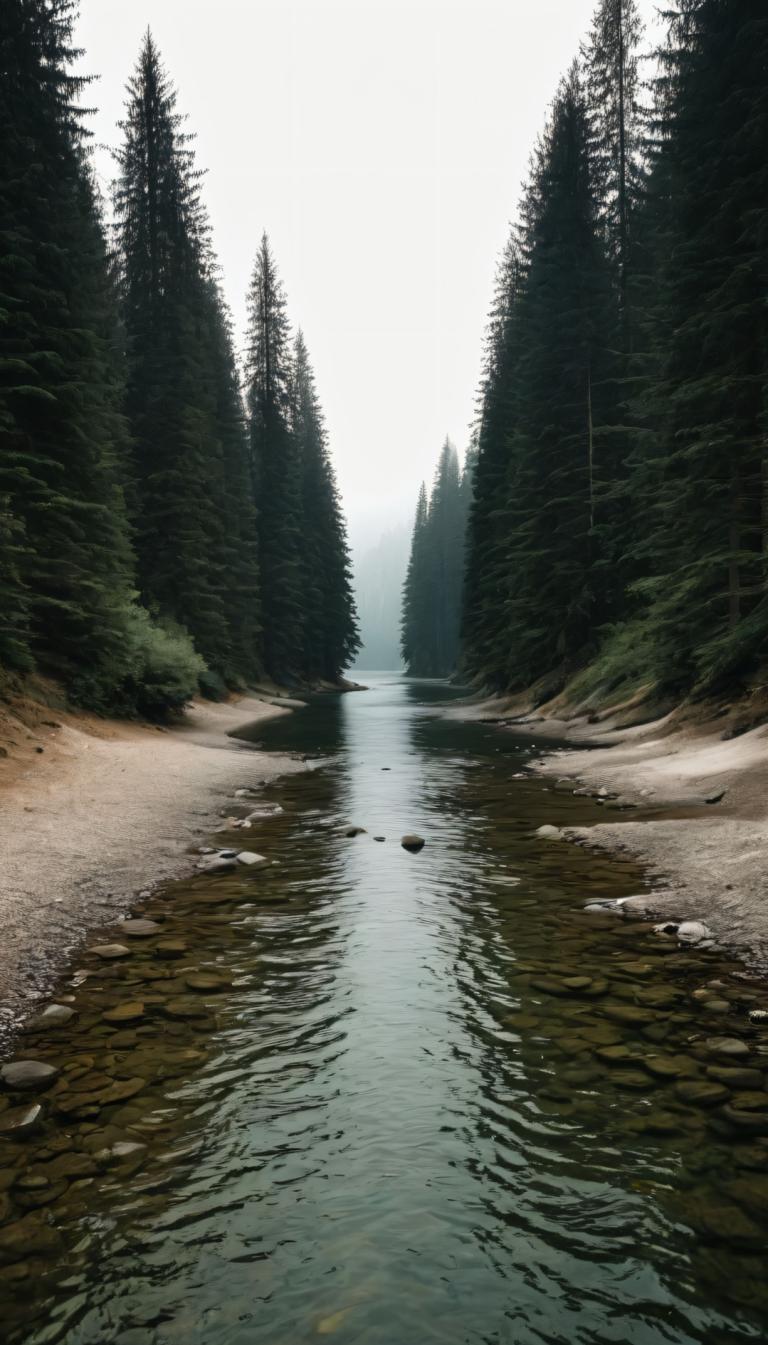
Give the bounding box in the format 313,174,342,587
0,676,767,1343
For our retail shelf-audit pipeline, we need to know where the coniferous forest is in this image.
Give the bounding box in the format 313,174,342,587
404,0,768,706
0,3,358,716
401,440,475,676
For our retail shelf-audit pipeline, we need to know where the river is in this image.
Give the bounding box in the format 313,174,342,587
1,674,767,1343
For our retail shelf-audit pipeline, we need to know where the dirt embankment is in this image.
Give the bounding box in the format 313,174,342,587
0,692,306,1033
450,692,768,966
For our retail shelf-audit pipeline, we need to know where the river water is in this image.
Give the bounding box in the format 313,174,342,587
1,674,768,1343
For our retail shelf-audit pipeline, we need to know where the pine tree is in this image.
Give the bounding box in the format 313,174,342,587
245,234,303,682
401,440,467,677
462,239,525,686
401,483,429,673
114,32,248,680
482,69,612,689
630,0,768,693
0,0,138,699
290,331,359,680
581,0,646,626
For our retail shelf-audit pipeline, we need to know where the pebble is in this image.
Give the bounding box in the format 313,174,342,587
155,939,187,960
102,1002,145,1024
236,851,269,867
91,944,131,960
26,1004,75,1030
674,1080,730,1107
0,1061,58,1092
121,920,161,939
0,1103,43,1137
706,1065,764,1088
401,834,425,853
703,1037,751,1059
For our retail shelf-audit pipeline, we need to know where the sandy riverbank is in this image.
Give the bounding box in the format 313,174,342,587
0,694,306,1035
449,695,768,966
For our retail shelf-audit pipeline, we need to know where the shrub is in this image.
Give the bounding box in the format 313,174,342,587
70,603,206,720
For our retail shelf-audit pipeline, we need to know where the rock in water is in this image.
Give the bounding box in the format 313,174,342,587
91,944,131,960
236,851,269,867
121,919,161,938
0,1103,43,1137
345,826,367,838
196,856,237,875
401,834,425,853
677,920,713,943
0,1061,58,1092
26,1004,75,1030
535,825,561,840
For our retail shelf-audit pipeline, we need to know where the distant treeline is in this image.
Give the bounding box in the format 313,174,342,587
401,440,474,676
402,0,768,702
1,4,358,717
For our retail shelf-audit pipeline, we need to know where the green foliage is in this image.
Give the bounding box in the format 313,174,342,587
72,604,206,720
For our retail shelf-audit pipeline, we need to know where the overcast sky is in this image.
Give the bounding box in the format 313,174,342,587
74,0,659,551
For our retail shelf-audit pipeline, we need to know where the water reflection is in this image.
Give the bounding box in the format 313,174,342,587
1,675,767,1343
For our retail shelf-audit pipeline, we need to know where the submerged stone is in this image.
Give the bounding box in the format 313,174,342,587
0,1216,62,1265
102,1002,144,1024
0,1061,58,1092
0,1104,42,1137
674,1080,730,1107
121,920,161,939
91,944,131,960
26,1004,75,1030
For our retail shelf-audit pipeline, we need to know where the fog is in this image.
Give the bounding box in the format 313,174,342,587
74,0,660,554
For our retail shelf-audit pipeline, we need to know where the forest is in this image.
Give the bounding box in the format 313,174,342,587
404,0,768,706
0,3,359,718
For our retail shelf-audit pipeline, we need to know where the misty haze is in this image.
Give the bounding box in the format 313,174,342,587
2,2,768,1343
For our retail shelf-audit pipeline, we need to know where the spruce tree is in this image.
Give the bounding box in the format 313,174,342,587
631,0,768,692
462,239,525,686
114,32,248,680
401,441,467,677
245,234,303,683
290,331,359,680
401,483,429,674
0,0,137,699
493,69,611,689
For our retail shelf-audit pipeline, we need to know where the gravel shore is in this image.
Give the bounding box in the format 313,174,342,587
448,695,768,967
0,695,305,1036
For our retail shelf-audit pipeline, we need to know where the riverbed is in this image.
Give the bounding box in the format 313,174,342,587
1,674,768,1343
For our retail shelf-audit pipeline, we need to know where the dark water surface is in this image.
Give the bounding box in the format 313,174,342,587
2,674,768,1343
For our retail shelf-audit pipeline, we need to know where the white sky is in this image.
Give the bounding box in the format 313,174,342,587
74,0,660,550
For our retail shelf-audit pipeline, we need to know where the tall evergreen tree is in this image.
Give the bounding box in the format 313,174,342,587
477,69,612,689
401,483,429,674
401,441,468,676
628,0,768,692
0,0,138,699
245,234,303,682
114,32,261,682
462,239,525,686
290,331,359,680
580,0,646,625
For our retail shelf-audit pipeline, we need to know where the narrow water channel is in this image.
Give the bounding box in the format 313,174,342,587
1,675,768,1343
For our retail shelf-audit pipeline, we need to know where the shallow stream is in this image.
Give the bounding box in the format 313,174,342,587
1,674,768,1343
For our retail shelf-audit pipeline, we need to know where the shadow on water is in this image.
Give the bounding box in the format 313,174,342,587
1,674,768,1342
